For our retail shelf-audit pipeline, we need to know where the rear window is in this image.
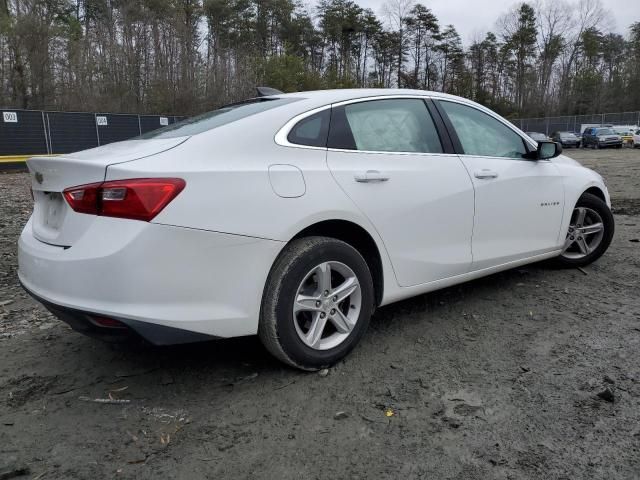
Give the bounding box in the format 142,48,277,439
140,98,300,139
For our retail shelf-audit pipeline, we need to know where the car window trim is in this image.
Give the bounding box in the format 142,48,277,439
275,94,452,155
424,99,454,154
274,104,333,151
433,98,540,161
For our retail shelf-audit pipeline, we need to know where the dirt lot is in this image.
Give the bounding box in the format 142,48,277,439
1,148,639,479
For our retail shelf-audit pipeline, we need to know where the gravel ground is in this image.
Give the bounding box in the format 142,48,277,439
1,148,639,479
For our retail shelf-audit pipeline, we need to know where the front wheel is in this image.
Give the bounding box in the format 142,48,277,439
553,193,614,267
259,236,375,370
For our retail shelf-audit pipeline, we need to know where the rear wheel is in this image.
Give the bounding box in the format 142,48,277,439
553,193,614,267
259,236,374,370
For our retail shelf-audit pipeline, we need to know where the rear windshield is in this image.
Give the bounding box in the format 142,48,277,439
139,97,300,139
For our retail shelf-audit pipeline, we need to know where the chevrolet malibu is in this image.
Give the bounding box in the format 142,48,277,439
18,89,614,370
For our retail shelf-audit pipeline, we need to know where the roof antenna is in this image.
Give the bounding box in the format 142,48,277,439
256,86,284,97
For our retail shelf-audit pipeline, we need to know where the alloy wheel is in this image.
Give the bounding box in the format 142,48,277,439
561,207,605,259
293,261,362,350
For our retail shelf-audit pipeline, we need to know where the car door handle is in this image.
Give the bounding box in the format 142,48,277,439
474,170,499,179
354,170,390,183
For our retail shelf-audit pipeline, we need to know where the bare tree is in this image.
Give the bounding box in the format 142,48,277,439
381,0,414,86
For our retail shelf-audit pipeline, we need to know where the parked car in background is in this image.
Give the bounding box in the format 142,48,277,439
582,127,623,149
551,131,581,148
525,132,550,142
612,126,638,147
581,123,613,135
573,131,583,145
633,129,640,148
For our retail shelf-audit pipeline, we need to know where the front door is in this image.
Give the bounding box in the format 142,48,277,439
437,100,565,270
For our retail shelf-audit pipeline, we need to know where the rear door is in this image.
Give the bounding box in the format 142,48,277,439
435,99,564,270
326,97,474,287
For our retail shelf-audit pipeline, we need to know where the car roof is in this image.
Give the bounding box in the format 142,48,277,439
262,88,478,113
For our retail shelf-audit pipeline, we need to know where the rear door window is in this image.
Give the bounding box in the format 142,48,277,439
327,99,443,153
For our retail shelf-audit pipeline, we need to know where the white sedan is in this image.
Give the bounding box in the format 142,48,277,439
18,89,614,370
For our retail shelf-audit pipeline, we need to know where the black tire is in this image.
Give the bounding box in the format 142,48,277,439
552,193,614,268
259,236,375,370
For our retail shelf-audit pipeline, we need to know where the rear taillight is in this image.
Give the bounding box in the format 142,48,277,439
63,182,102,215
63,178,185,222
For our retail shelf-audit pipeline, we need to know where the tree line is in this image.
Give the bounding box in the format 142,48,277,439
1,0,639,119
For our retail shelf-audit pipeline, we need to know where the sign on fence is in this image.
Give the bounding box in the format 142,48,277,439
0,109,185,156
3,112,18,123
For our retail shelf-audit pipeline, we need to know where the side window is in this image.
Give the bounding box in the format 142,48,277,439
328,99,443,153
440,101,527,158
287,109,330,147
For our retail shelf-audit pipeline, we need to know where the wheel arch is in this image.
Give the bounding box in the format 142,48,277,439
582,186,606,203
290,219,385,306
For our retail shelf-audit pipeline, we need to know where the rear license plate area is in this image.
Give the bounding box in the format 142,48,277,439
39,192,65,231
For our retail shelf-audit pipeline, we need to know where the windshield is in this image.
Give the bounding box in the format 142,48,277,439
559,132,576,138
596,128,615,136
139,97,300,139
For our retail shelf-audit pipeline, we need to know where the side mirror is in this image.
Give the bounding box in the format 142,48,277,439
525,141,562,160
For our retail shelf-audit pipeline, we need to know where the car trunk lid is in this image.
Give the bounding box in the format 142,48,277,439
26,137,187,247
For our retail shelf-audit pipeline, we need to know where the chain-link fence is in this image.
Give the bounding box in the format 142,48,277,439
512,111,640,135
0,109,186,156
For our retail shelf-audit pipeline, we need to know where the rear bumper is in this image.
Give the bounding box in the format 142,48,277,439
21,283,215,344
18,217,284,342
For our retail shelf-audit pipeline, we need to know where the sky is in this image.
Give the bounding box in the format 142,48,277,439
354,0,638,45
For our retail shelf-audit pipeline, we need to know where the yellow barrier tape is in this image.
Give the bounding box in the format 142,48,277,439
0,154,58,164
